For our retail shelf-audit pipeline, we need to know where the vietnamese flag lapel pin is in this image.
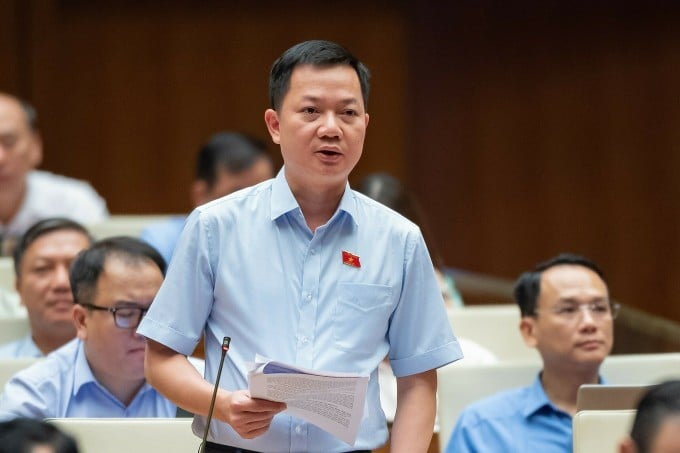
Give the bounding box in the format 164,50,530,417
342,250,361,268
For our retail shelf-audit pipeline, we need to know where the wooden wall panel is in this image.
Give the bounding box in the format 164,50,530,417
0,0,23,93
8,2,680,323
409,4,680,322
25,1,407,213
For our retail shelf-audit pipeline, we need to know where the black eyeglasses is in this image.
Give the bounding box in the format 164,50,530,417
80,303,149,329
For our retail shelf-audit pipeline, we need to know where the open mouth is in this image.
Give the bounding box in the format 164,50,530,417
317,149,341,157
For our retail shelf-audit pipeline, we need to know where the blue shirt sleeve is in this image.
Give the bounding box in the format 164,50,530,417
0,371,54,420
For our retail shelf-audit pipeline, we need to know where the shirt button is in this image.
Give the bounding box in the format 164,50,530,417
306,293,312,301
295,426,302,434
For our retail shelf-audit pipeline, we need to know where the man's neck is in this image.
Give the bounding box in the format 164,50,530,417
32,326,76,356
540,364,600,416
293,184,345,232
89,363,146,407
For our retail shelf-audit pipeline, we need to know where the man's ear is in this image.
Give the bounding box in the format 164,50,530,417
190,180,209,207
519,316,538,348
264,109,281,145
618,436,637,453
29,131,43,168
73,304,88,341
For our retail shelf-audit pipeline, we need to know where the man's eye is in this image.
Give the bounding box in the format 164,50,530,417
557,306,578,314
343,109,357,116
116,309,135,318
0,136,17,148
592,304,609,313
302,107,317,114
31,266,52,275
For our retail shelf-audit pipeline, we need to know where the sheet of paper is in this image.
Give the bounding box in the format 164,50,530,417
247,355,369,445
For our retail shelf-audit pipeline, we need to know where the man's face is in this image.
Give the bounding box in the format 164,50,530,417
264,64,369,194
75,257,163,387
648,415,680,453
17,229,91,336
0,95,42,188
195,157,274,206
520,264,614,371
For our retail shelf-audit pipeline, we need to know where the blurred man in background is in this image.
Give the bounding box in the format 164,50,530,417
140,131,274,264
0,93,108,256
0,218,92,358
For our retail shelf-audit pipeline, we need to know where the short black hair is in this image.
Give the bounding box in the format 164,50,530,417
513,253,606,317
630,380,680,453
70,236,166,306
195,132,269,189
13,218,93,278
0,418,79,453
268,39,371,111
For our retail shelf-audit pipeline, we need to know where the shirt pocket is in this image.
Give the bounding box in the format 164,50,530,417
334,283,393,354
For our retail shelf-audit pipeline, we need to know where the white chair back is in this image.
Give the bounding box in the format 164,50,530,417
47,418,200,453
0,257,14,291
0,317,30,345
573,410,636,453
447,305,540,361
89,215,176,239
0,357,41,389
600,352,680,384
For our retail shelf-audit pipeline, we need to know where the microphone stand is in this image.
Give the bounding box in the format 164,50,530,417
198,336,231,453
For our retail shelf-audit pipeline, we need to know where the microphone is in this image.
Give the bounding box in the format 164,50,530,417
198,336,231,453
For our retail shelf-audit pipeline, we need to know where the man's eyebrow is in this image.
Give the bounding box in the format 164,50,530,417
299,95,360,105
556,296,608,304
113,301,149,307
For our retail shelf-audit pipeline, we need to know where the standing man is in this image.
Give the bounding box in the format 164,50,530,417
0,237,174,419
0,218,92,358
139,40,462,452
140,131,274,264
0,93,108,256
446,253,617,452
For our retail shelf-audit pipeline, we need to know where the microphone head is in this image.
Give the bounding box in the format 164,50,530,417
222,336,231,351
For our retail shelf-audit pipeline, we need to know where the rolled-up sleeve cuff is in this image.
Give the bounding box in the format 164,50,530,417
137,317,199,356
390,340,464,378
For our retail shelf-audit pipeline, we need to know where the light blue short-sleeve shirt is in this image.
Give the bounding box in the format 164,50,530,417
138,169,463,452
0,338,175,420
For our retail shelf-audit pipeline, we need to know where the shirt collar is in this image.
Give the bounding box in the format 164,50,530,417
73,339,98,397
269,167,358,226
522,373,566,419
522,372,606,419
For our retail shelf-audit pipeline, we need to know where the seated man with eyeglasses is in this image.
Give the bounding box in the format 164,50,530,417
0,237,176,420
445,253,618,453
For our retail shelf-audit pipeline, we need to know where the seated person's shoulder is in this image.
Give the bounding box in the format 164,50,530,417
27,171,108,220
458,385,531,427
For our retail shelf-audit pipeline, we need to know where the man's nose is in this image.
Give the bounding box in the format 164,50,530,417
52,265,71,288
318,113,341,138
579,305,598,326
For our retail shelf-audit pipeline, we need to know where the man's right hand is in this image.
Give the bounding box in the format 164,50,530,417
218,390,287,439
